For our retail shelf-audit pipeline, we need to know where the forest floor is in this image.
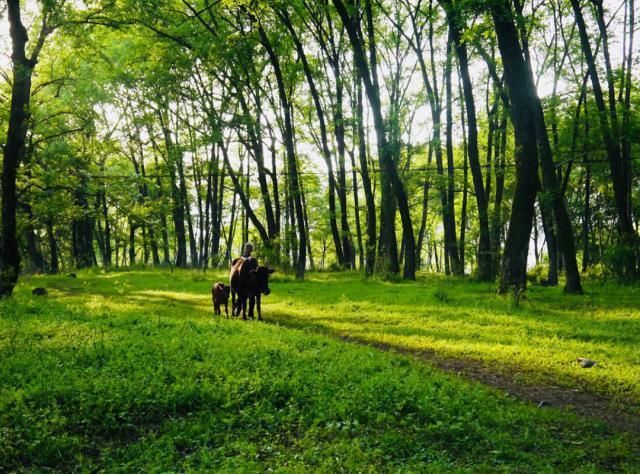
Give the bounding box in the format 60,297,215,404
1,269,639,472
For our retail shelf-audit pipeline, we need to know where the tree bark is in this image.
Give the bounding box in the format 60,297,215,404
443,5,493,280
491,0,539,293
257,21,307,278
570,0,637,277
1,1,38,296
444,28,462,275
277,8,344,265
158,111,188,267
356,75,377,275
334,0,416,280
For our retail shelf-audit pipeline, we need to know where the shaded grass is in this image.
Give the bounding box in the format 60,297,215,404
0,269,638,472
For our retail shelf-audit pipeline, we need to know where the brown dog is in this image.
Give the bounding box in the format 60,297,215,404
212,282,231,317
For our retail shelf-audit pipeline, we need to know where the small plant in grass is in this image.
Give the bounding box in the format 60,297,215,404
433,286,450,304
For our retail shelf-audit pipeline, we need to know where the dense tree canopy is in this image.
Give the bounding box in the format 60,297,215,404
1,0,638,294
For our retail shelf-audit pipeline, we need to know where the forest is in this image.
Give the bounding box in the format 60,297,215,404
0,0,636,292
1,0,639,471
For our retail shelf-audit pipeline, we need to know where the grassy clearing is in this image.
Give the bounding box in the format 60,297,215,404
0,269,638,472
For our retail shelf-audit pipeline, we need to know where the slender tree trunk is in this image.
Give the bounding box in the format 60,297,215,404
158,112,188,267
491,105,507,276
73,172,94,270
417,144,433,268
334,0,416,279
458,76,468,273
444,30,462,275
335,74,353,269
539,194,558,284
300,174,315,270
350,149,364,270
100,181,112,267
257,22,306,279
177,154,197,266
277,8,344,265
46,218,59,274
212,163,225,264
571,0,636,277
128,223,136,266
356,77,377,275
582,99,592,272
441,0,493,280
620,0,635,249
203,145,214,268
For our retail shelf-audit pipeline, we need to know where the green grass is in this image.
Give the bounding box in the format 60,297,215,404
267,272,640,408
0,269,638,472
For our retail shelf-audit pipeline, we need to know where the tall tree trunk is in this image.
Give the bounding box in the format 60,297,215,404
538,194,559,285
158,112,188,267
458,76,468,273
356,76,377,275
444,29,462,275
416,144,433,268
570,0,637,277
212,162,225,265
100,179,112,267
177,153,197,266
334,0,416,279
443,6,493,280
128,223,136,266
335,71,354,269
257,22,306,279
277,8,344,265
582,99,592,272
73,181,94,269
514,2,583,293
350,149,364,270
1,1,38,296
620,0,635,253
202,145,215,268
491,0,539,293
46,218,59,274
491,106,507,277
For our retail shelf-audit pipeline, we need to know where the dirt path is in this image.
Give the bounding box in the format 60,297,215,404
267,315,640,437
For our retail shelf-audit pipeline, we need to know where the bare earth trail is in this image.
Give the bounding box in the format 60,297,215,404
266,312,640,439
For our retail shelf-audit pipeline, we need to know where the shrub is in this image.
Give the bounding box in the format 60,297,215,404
603,243,638,283
433,286,450,303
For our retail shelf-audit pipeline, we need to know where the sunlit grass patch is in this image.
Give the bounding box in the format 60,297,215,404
266,273,640,406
